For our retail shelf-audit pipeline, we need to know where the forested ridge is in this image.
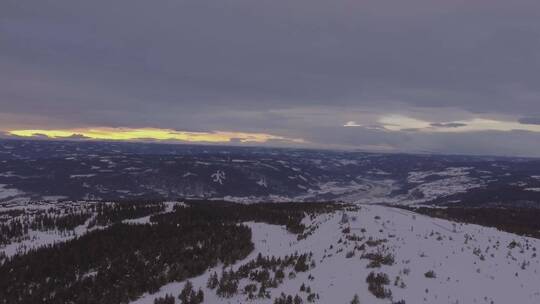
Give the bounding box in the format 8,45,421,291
401,206,540,238
0,201,344,304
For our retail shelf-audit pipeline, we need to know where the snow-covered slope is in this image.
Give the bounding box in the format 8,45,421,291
132,205,540,304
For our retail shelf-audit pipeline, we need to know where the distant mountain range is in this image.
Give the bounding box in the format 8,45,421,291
1,139,540,207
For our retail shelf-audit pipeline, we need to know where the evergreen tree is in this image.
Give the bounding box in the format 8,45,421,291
207,272,219,289
179,281,194,304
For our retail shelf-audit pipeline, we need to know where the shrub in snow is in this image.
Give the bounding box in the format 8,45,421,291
294,254,310,272
207,271,219,289
365,238,388,247
306,292,318,302
273,293,303,304
243,283,258,299
154,294,175,304
216,272,239,298
178,281,204,304
424,270,436,278
361,250,395,268
366,272,392,299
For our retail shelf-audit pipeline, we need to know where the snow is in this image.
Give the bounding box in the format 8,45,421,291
304,179,397,203
41,195,69,201
525,188,540,192
403,167,484,204
211,170,226,185
297,175,308,182
0,171,16,177
216,178,398,204
130,204,540,304
407,167,473,183
256,178,268,188
123,201,184,225
70,174,96,178
411,174,483,200
183,172,197,178
0,184,24,200
123,215,153,225
366,169,392,176
1,214,96,258
337,159,359,166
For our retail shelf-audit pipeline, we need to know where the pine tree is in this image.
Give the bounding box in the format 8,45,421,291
207,272,219,289
179,281,194,304
195,288,204,304
350,294,360,304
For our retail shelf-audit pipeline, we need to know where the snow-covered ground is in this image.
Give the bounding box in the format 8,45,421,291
1,215,96,258
0,201,99,257
0,201,182,257
122,201,184,225
404,167,485,204
220,179,398,204
0,184,25,201
131,204,540,304
2,199,539,303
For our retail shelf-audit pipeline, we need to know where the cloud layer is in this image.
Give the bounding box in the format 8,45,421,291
7,128,304,145
1,0,540,156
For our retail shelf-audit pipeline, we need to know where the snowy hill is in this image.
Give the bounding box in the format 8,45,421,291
132,205,540,304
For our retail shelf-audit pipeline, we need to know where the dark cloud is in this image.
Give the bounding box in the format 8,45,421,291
403,130,540,158
2,0,540,155
26,133,50,139
228,138,244,144
519,117,540,125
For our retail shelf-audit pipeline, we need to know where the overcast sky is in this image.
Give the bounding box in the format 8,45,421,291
2,0,540,156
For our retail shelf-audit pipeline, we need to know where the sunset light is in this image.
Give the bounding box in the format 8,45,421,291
7,128,305,144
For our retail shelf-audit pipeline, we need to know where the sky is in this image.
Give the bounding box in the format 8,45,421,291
2,0,540,156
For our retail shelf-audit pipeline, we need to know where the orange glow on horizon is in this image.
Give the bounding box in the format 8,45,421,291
7,127,305,144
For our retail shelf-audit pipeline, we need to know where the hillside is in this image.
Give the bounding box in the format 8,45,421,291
131,204,540,304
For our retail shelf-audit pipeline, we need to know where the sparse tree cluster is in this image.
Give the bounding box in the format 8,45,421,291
154,294,175,304
30,212,91,231
206,252,315,300
178,281,203,304
366,272,392,299
273,293,303,304
89,202,165,226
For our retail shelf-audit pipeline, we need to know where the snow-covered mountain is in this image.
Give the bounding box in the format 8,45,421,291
132,204,540,304
3,140,540,303
2,199,540,303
